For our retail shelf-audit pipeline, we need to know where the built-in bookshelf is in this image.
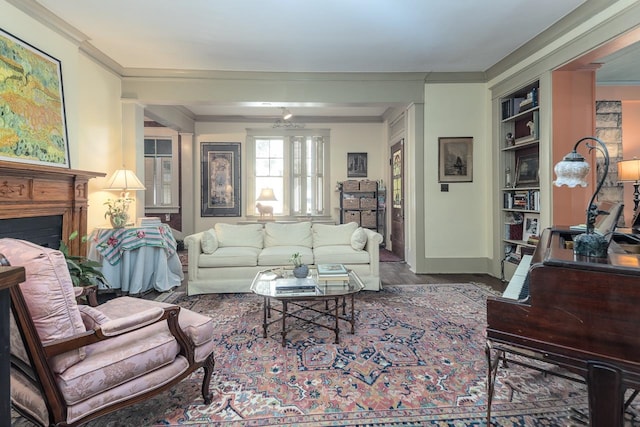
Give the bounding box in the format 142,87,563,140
499,81,540,280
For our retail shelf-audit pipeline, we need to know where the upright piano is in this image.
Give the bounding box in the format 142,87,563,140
486,202,640,426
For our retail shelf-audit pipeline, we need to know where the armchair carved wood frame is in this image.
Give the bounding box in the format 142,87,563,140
1,239,216,427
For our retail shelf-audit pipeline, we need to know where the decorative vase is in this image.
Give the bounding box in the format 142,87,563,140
293,264,309,278
109,213,128,229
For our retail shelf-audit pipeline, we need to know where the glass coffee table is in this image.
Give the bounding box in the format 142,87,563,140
250,268,365,346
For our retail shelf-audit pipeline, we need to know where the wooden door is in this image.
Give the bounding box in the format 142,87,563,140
390,140,405,260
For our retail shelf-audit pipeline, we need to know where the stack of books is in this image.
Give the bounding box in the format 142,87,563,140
317,263,349,283
274,278,317,295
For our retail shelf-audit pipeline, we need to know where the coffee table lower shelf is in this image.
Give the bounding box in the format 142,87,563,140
261,294,356,346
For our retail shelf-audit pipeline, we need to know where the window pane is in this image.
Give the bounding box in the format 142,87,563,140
156,139,172,155
255,159,270,176
270,140,284,157
256,139,270,157
271,159,284,176
144,139,155,155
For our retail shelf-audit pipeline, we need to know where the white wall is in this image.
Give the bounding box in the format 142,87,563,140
192,121,385,232
422,83,488,271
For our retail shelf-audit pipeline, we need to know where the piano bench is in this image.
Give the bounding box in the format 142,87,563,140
502,255,532,300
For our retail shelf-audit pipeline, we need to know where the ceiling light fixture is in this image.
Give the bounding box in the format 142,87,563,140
281,108,293,120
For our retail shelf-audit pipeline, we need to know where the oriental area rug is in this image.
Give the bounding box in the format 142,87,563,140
12,284,640,426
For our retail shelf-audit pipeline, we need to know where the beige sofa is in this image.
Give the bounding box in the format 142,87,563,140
184,221,383,295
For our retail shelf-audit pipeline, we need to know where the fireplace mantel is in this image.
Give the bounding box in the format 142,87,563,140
0,160,105,256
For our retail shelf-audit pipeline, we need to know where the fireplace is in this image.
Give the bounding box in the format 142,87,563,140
0,160,103,256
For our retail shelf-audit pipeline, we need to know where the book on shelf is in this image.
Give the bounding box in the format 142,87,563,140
317,263,348,275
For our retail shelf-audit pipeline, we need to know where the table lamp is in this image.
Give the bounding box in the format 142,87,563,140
617,157,640,212
553,136,610,257
104,169,146,227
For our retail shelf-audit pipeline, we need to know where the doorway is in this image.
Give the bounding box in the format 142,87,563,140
390,139,405,261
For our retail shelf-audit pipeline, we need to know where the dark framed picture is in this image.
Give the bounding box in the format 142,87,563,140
438,137,473,182
515,153,539,186
0,28,70,167
201,142,241,217
347,152,367,177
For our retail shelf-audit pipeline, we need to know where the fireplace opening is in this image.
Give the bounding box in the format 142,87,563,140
0,216,63,249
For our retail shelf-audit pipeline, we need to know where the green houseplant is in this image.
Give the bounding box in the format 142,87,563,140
60,231,109,288
289,252,309,278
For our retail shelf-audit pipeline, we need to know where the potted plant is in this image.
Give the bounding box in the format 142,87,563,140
104,196,132,228
289,252,309,278
60,231,109,288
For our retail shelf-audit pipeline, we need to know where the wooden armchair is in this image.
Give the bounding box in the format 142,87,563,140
1,238,215,426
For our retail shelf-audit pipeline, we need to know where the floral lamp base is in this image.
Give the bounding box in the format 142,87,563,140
109,214,128,229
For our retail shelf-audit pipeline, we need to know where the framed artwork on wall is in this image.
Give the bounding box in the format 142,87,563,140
201,142,241,217
347,152,368,177
0,28,70,168
438,137,473,182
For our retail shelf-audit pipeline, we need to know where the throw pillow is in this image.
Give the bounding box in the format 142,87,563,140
201,229,218,254
350,227,367,250
312,222,359,247
215,223,264,248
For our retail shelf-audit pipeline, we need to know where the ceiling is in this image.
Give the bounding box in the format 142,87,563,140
23,0,638,120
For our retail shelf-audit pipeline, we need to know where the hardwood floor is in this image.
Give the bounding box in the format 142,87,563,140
379,261,506,293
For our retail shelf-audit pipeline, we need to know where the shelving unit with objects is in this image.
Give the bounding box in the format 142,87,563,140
499,81,541,281
339,179,385,245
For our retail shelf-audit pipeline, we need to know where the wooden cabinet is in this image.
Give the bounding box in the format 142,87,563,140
339,180,385,243
499,82,541,279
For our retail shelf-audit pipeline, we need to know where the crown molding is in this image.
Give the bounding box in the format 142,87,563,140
6,0,88,45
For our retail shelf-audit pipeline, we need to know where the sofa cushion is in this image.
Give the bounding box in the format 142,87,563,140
351,227,367,250
201,229,218,254
312,222,358,247
0,238,86,374
198,247,261,267
264,222,312,248
215,223,263,248
259,246,313,266
314,245,370,264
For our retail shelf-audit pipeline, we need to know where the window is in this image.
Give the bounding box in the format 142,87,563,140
248,129,329,217
144,134,179,213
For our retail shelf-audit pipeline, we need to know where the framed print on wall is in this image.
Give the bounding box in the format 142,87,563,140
438,137,473,182
201,142,241,217
0,28,70,167
347,152,368,177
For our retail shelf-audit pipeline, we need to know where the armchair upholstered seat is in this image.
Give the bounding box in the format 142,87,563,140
1,238,215,427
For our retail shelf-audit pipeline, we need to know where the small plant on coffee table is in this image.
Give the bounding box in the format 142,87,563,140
289,252,309,278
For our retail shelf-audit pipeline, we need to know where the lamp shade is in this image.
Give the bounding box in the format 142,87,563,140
617,158,640,182
256,187,277,201
553,150,590,188
104,169,146,191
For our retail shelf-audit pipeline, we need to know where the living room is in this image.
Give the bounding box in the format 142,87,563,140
1,1,639,280
2,0,640,425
